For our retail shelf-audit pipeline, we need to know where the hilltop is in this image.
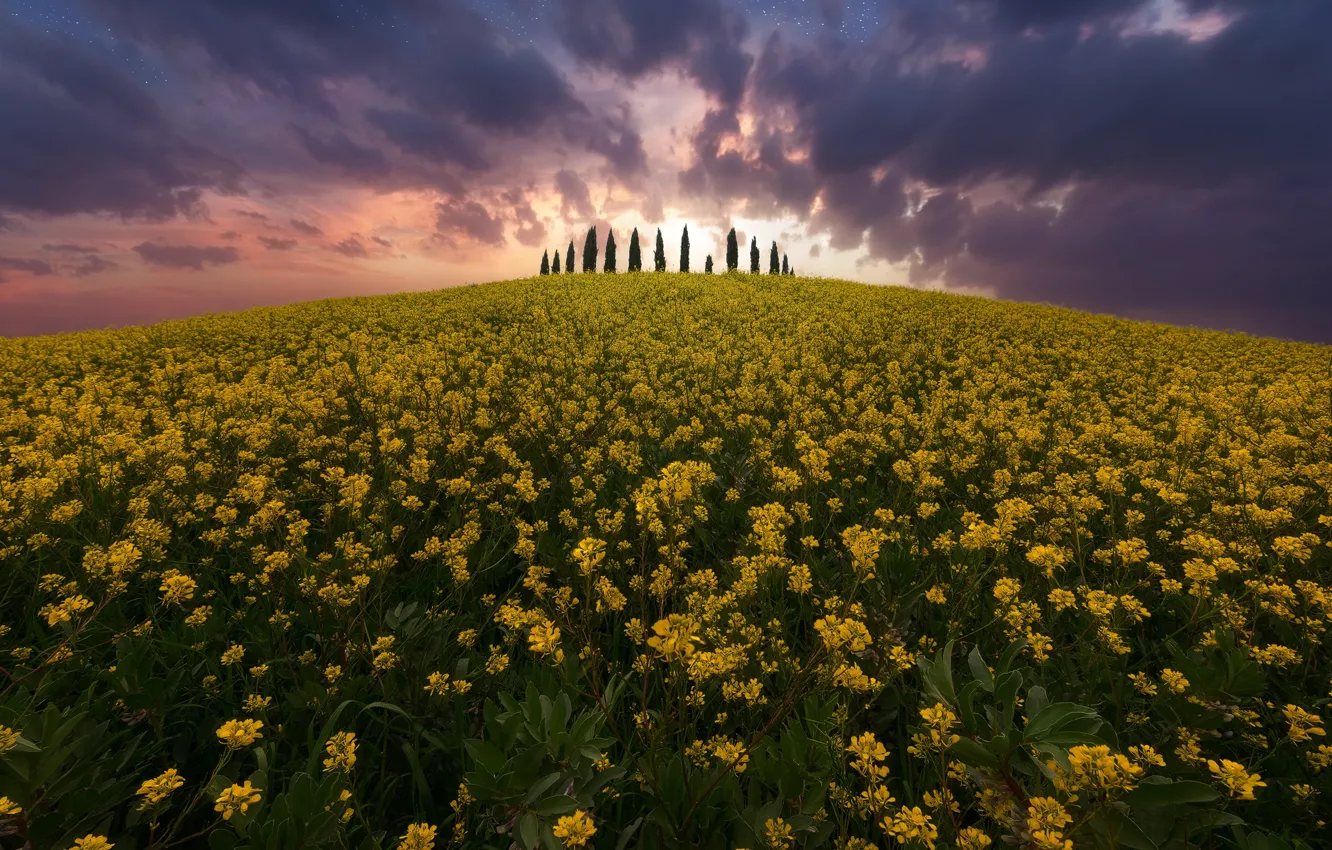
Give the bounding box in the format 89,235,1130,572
0,273,1329,850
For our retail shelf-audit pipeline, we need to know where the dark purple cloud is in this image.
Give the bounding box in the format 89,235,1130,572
133,241,241,270
733,0,1332,341
289,218,323,236
42,243,101,253
294,127,392,180
332,237,368,258
435,198,506,247
508,192,549,248
554,0,753,107
0,26,244,222
0,256,56,282
71,255,120,277
257,236,298,251
365,108,491,172
555,170,597,222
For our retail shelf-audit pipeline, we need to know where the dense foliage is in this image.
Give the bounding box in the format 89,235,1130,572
0,273,1329,850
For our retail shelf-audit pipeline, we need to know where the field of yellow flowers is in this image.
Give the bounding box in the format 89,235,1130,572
1,272,1330,850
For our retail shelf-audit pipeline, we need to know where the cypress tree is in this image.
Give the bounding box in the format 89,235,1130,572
769,241,779,274
705,254,713,273
540,250,550,275
679,225,690,273
726,228,738,271
628,227,642,272
749,236,760,273
582,226,598,272
567,240,575,274
553,249,561,274
781,253,788,275
654,228,666,271
604,229,617,273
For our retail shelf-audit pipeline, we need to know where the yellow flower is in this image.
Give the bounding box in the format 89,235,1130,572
136,767,185,810
323,731,358,772
1283,704,1326,743
214,781,262,820
70,837,114,850
552,810,597,847
159,571,197,605
1026,797,1073,833
1029,830,1074,850
1160,669,1189,694
0,796,22,817
215,718,264,749
847,732,890,779
1208,759,1266,800
882,805,938,849
396,823,437,850
528,621,565,663
220,644,245,666
0,726,19,753
762,817,794,849
956,827,993,850
646,614,701,660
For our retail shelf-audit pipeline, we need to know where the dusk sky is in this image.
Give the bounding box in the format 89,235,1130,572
1,0,1329,342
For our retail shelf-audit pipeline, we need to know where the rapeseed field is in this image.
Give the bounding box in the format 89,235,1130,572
1,272,1329,850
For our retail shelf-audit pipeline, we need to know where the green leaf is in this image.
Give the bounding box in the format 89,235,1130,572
957,681,982,734
967,646,994,692
948,737,999,770
920,639,958,706
464,739,507,773
536,795,580,817
996,670,1023,730
519,813,540,850
208,829,239,850
996,637,1028,676
1123,780,1220,808
524,773,564,805
1024,685,1049,723
1022,702,1097,743
616,817,644,850
1097,806,1159,850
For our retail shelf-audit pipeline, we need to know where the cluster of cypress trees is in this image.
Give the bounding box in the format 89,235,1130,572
540,225,795,277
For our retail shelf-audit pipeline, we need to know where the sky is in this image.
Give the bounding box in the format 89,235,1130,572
0,0,1329,343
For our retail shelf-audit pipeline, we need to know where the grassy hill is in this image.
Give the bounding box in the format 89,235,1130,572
1,273,1329,850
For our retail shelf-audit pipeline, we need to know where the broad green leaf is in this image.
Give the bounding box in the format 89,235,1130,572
967,646,995,693
536,795,580,816
1022,702,1097,743
948,737,1000,769
1123,780,1220,808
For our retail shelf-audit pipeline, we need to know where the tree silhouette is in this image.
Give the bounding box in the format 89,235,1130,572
769,241,779,274
749,236,759,273
603,229,617,273
567,240,575,274
582,226,598,272
705,254,713,273
540,250,550,275
679,225,690,273
654,228,666,271
781,253,788,275
553,249,562,274
627,227,642,272
726,228,738,271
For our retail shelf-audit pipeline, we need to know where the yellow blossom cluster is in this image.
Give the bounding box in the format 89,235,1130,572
0,273,1329,847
